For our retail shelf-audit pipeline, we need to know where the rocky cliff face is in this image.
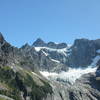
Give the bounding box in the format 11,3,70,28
0,34,53,100
67,39,97,67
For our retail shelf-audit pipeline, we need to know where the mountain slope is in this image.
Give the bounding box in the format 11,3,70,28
0,33,53,100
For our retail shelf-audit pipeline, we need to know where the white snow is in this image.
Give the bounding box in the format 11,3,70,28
42,51,48,56
40,71,58,77
51,59,60,63
34,47,45,52
40,67,97,84
34,47,68,56
40,55,100,84
90,55,100,67
32,72,40,77
67,44,72,48
37,46,100,84
96,49,100,54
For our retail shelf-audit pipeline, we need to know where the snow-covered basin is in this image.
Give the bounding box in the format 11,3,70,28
40,67,97,84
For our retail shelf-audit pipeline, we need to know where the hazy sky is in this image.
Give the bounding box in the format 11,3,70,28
0,0,100,47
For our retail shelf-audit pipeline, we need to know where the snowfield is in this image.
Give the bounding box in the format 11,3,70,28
40,67,97,84
37,46,100,84
40,55,100,84
90,55,100,67
50,59,60,63
34,47,71,56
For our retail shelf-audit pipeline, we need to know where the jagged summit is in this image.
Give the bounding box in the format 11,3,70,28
21,43,31,49
32,38,46,47
0,32,5,43
47,42,57,49
32,38,68,49
47,42,67,49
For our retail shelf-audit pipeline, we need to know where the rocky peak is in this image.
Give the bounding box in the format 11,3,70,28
32,38,46,47
66,38,96,67
32,38,68,49
73,38,90,47
57,43,67,49
21,43,31,49
47,42,57,49
47,42,67,49
0,32,5,44
94,39,100,49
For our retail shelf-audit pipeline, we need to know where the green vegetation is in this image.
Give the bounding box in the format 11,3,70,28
0,66,53,100
0,97,8,100
0,66,22,100
31,78,53,100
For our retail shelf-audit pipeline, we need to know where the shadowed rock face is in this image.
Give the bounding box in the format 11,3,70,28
96,66,100,92
57,43,67,49
0,32,5,44
47,42,67,49
32,38,68,49
94,39,100,49
66,39,100,67
32,38,46,47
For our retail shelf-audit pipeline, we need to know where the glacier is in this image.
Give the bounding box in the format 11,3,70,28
40,54,100,84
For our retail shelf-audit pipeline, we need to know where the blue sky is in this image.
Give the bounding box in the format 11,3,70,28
0,0,100,47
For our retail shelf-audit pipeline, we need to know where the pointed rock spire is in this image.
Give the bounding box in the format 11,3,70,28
21,43,31,49
0,32,5,43
32,38,46,47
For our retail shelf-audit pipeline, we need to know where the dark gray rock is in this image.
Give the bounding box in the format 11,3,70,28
47,42,58,49
66,39,100,68
0,32,5,44
47,42,67,49
32,38,46,47
57,43,67,49
32,38,67,49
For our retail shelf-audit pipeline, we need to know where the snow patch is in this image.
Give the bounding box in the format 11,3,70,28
90,55,100,67
51,59,60,63
40,71,58,77
96,49,100,54
42,51,48,56
67,44,72,48
40,67,97,84
34,47,69,56
40,55,100,84
34,47,46,52
32,72,40,77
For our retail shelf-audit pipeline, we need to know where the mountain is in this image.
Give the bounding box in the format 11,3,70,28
0,33,100,100
32,38,100,70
